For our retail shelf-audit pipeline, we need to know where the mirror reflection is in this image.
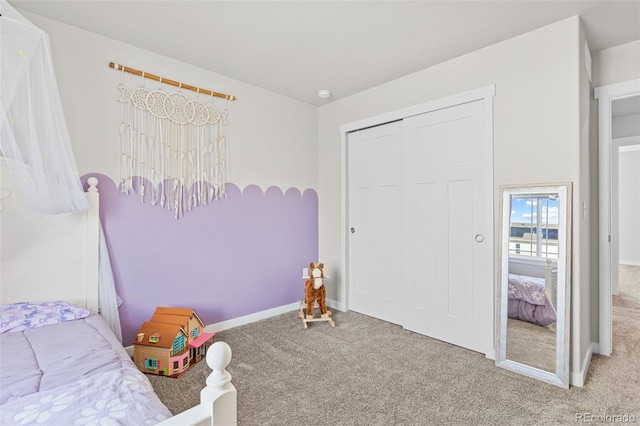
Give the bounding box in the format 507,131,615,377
496,183,572,388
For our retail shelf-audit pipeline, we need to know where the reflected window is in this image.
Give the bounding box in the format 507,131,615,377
509,194,559,259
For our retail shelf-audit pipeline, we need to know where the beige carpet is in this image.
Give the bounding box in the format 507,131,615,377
150,268,640,425
506,318,556,373
618,264,640,307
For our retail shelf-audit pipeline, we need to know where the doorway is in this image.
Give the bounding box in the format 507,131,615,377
614,141,640,296
595,79,640,356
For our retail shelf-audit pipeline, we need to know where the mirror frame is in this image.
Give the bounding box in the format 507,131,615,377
495,182,572,388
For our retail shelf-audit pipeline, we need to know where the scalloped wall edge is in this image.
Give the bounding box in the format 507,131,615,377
81,174,317,199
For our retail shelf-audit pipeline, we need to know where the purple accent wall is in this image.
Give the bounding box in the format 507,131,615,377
82,174,318,345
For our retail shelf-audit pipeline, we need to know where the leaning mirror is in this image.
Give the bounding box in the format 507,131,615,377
496,183,572,388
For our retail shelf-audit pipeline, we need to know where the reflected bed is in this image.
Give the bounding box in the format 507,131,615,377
507,273,557,327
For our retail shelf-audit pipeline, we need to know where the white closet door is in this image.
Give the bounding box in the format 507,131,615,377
348,121,404,325
402,100,492,355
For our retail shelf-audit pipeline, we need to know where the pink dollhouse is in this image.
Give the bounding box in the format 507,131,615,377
133,307,215,377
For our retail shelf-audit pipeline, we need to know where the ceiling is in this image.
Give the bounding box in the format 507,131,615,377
8,0,640,106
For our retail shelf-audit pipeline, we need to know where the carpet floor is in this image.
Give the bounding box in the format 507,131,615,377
150,266,640,425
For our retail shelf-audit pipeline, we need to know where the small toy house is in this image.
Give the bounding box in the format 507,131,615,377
133,307,215,377
133,322,190,377
150,307,214,363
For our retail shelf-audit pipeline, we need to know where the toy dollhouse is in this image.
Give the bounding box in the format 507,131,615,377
133,307,215,377
151,307,213,364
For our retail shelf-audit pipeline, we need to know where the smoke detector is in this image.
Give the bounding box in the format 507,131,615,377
317,89,332,99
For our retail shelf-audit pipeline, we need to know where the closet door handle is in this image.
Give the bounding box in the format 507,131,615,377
475,234,484,243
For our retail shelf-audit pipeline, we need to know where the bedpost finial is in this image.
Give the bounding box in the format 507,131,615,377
206,341,232,389
87,177,99,193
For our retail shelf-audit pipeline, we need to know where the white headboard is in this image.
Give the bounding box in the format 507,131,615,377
0,162,100,311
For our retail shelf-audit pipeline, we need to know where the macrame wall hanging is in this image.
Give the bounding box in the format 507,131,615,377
111,62,235,219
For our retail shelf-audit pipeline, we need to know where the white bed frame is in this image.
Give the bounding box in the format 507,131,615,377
0,163,99,311
0,161,236,425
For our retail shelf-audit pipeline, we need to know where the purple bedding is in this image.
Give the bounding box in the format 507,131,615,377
508,273,557,327
0,312,172,425
0,301,90,333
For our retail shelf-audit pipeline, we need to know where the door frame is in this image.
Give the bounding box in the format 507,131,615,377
339,85,496,356
594,78,640,356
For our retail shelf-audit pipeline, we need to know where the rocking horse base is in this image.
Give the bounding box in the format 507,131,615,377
298,300,335,329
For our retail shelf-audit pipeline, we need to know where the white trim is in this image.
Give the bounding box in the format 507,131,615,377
326,298,345,312
204,299,344,333
339,85,496,134
594,80,640,100
205,302,300,333
594,78,640,357
484,93,496,359
570,342,595,388
621,260,640,266
340,130,349,312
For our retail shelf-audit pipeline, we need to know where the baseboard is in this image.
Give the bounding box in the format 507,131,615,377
620,260,640,266
326,298,345,312
124,299,344,357
204,302,301,334
570,342,595,387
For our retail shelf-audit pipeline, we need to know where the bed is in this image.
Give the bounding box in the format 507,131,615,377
0,163,235,426
0,303,172,425
507,259,557,327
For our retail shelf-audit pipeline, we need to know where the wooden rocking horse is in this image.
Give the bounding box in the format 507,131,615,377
298,262,335,328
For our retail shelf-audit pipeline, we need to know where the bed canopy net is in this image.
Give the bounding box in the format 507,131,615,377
0,0,88,214
0,0,122,342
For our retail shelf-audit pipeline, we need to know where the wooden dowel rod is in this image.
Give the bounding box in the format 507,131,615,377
109,62,236,101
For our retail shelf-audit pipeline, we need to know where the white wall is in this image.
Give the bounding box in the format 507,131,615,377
592,40,640,88
613,113,640,139
22,11,319,192
318,16,585,376
619,146,640,265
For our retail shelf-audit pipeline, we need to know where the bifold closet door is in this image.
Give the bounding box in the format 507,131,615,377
347,121,404,325
402,100,492,355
